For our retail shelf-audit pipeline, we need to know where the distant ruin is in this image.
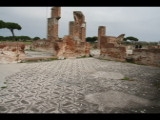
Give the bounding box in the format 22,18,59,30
98,26,126,61
128,48,160,67
1,7,160,67
98,26,160,66
69,11,86,42
98,26,106,48
47,7,61,42
31,7,90,59
54,10,90,58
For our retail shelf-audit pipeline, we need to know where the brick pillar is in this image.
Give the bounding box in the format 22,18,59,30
98,26,106,48
47,7,61,42
69,21,75,37
80,22,86,42
72,11,86,42
51,7,61,19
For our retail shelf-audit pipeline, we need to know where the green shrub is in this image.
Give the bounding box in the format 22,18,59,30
1,86,7,89
121,77,134,81
126,58,134,63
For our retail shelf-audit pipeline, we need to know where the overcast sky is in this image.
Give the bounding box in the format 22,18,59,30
0,7,160,42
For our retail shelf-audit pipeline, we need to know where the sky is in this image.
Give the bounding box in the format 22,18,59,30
0,7,160,42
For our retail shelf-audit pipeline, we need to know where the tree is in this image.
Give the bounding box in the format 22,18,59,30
0,36,4,41
5,22,22,40
124,36,139,42
0,20,5,29
86,36,97,42
16,36,32,41
124,36,139,45
33,37,40,40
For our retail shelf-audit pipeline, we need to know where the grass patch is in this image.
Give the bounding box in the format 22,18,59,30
24,41,32,45
153,81,160,89
121,77,134,81
1,86,7,89
82,56,86,58
126,57,135,63
77,55,91,59
99,58,112,61
79,55,86,58
89,54,93,57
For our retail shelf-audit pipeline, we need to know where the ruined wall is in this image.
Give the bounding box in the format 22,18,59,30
31,40,55,54
80,22,86,42
98,25,126,61
55,36,90,59
55,10,90,59
36,7,90,58
100,42,126,61
51,7,61,19
99,33,126,61
69,11,86,42
0,42,25,63
101,36,117,44
47,7,61,42
69,21,75,37
131,49,160,67
98,26,106,48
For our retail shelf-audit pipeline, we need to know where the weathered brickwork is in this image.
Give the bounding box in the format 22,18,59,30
98,26,106,48
31,7,90,58
0,42,25,63
55,36,90,59
55,10,90,58
131,49,160,67
47,7,61,42
99,26,126,61
69,21,75,37
31,40,55,54
69,11,86,42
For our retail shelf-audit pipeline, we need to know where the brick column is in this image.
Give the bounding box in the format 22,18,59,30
98,26,106,48
47,7,61,42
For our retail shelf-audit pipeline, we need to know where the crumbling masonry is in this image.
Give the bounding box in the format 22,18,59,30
31,7,61,54
47,7,61,42
51,7,90,58
69,11,86,42
98,26,126,61
98,26,106,48
31,7,90,58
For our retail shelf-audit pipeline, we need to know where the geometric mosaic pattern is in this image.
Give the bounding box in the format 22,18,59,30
0,58,160,113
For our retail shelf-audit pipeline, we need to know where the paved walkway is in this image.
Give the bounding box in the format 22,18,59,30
0,63,26,88
0,58,160,113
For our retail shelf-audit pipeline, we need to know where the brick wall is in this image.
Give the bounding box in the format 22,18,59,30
31,40,55,54
55,36,90,58
100,36,126,61
0,42,25,63
131,49,160,67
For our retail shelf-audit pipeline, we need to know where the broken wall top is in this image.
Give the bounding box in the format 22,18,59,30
73,11,85,25
51,7,61,19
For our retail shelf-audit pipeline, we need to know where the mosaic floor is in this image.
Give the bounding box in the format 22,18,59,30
0,58,160,113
